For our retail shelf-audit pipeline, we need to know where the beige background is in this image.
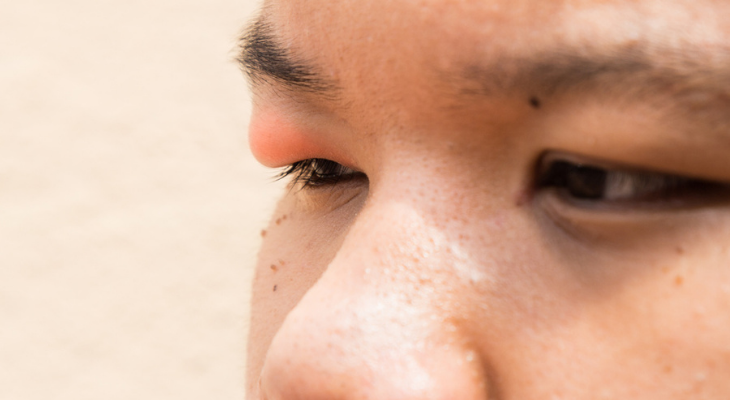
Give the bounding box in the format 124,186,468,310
0,1,282,399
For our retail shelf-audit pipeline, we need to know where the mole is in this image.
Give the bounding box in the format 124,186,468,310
529,96,541,109
273,285,278,292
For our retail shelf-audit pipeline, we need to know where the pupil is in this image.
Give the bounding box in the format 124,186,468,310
541,161,607,200
566,165,606,199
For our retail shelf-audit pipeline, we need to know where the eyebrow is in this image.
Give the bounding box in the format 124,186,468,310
456,45,730,112
238,14,730,121
237,15,337,95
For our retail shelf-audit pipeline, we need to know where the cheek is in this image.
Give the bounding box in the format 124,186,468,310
246,193,356,387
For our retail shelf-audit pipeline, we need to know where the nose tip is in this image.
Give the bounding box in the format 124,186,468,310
257,288,490,400
255,198,496,400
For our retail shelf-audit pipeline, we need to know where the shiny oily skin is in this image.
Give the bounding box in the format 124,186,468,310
244,0,730,399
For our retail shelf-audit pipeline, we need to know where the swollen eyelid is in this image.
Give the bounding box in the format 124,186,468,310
248,111,321,167
248,110,348,168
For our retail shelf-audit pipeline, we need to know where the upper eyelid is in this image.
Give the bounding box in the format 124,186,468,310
537,156,703,192
277,159,363,188
540,152,634,172
538,151,716,182
537,155,730,212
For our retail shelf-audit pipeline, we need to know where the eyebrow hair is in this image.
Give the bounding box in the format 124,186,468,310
456,44,730,112
237,13,730,125
237,15,336,95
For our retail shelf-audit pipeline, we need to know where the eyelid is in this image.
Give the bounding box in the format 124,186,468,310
539,152,619,171
278,159,366,188
536,151,730,210
538,151,695,185
248,110,322,167
248,109,351,168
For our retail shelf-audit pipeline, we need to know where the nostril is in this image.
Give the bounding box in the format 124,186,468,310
258,326,493,400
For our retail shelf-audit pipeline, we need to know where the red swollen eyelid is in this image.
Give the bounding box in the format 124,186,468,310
248,110,345,168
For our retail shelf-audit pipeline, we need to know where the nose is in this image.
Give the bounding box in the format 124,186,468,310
257,197,492,400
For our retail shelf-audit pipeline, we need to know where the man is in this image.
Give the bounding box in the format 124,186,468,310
238,0,730,398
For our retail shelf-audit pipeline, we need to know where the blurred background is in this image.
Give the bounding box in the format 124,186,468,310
0,1,282,398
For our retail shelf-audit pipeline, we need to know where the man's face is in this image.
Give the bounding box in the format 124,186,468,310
241,0,730,398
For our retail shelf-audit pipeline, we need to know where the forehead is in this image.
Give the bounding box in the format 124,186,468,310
267,0,729,65
259,0,730,108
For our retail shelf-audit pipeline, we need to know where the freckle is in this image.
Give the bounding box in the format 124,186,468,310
661,266,671,274
273,285,277,292
279,260,286,266
675,276,684,286
275,218,281,225
270,264,278,272
282,215,288,220
664,365,673,373
529,96,541,109
676,245,685,254
260,229,267,238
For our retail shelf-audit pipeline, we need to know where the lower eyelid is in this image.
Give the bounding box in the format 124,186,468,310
536,190,730,254
294,178,369,213
539,190,677,244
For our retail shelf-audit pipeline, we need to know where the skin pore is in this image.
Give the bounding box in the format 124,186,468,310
240,0,730,399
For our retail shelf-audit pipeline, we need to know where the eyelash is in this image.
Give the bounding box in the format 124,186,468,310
279,157,730,206
277,159,364,188
537,158,730,207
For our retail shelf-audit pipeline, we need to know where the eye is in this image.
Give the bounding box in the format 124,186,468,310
278,159,366,188
536,155,730,209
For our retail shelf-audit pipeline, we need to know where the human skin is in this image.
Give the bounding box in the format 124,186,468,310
240,0,730,398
